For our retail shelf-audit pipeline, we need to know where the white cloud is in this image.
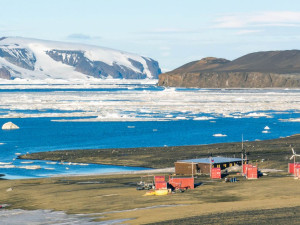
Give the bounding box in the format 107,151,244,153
67,33,102,40
215,11,300,28
67,33,92,40
151,28,190,33
235,29,262,35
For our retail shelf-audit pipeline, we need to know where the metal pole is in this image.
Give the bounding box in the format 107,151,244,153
241,151,244,175
210,156,212,178
242,134,244,152
294,155,296,178
241,134,244,175
192,163,194,178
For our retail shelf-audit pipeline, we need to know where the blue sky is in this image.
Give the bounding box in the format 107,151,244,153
1,0,300,71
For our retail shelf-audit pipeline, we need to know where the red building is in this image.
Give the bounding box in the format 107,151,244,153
175,156,244,175
288,163,300,174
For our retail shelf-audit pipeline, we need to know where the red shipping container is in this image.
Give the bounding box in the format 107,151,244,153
169,177,194,189
154,176,165,183
296,168,300,179
155,181,167,190
288,163,300,174
211,168,221,179
247,166,258,179
243,164,253,174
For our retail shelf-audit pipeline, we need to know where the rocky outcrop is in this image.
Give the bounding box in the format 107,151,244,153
0,67,11,79
46,50,160,79
158,72,300,88
159,50,300,88
142,57,162,79
2,122,19,130
0,47,36,70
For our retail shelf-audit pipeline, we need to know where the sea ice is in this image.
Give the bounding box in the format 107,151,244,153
0,83,300,121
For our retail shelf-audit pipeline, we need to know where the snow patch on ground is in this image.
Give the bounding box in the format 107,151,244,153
0,209,123,224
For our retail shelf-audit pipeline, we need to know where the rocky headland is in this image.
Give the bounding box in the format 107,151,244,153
158,50,300,88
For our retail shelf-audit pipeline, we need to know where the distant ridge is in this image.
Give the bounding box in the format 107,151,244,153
158,50,300,88
217,50,300,73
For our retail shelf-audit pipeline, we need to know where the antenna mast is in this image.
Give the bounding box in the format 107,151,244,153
242,134,244,151
241,134,244,175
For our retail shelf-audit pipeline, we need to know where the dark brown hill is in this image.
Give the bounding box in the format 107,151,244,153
171,57,230,73
159,50,300,88
217,50,300,73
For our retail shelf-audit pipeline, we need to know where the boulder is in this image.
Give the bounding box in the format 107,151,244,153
2,122,19,130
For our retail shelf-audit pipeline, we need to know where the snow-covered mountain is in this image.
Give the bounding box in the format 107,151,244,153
0,37,161,80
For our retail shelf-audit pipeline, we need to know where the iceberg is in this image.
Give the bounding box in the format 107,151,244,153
2,122,19,130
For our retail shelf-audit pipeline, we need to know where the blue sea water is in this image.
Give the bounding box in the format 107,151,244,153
0,85,300,179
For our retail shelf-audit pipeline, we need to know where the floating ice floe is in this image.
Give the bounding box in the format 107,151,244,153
213,134,227,137
193,116,215,120
18,165,41,170
175,116,187,120
0,165,16,168
244,113,271,118
0,162,12,165
20,161,34,164
46,162,57,164
279,118,300,122
2,122,19,130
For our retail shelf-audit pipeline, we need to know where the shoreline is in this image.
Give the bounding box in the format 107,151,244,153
19,134,300,171
2,135,300,224
51,167,175,178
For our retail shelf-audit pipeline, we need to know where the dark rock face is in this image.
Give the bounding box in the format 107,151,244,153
0,67,11,80
0,47,36,70
159,72,300,88
142,57,161,79
46,50,160,79
159,50,300,88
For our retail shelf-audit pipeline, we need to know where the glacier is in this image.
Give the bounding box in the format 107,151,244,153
0,37,161,80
